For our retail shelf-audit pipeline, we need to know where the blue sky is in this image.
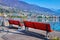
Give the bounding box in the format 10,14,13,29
20,0,60,9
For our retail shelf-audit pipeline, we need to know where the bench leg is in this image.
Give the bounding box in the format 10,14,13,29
17,26,22,31
9,24,12,28
46,31,49,38
25,27,28,31
0,30,1,32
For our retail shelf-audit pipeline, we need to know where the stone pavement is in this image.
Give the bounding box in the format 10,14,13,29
0,26,60,40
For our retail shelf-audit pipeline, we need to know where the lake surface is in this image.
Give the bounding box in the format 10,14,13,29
50,22,60,31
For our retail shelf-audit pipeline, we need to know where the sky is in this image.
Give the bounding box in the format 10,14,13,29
20,0,60,9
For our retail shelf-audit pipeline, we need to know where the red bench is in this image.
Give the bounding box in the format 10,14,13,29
24,21,53,37
8,20,22,28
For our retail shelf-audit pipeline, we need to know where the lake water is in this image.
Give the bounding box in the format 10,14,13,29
50,22,60,31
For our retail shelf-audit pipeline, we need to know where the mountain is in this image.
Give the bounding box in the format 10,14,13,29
52,9,60,15
0,0,57,15
56,9,60,13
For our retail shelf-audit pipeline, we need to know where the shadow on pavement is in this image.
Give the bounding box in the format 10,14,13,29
19,30,49,40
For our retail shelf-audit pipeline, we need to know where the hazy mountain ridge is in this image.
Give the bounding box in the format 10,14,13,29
0,0,59,15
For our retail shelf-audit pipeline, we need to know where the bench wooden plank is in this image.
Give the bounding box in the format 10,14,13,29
24,21,53,32
24,21,34,28
8,20,22,26
33,22,46,30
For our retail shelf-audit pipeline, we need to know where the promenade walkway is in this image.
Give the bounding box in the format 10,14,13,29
0,26,60,40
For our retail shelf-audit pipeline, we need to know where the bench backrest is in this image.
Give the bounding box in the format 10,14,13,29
8,20,22,26
24,21,53,32
24,21,34,28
